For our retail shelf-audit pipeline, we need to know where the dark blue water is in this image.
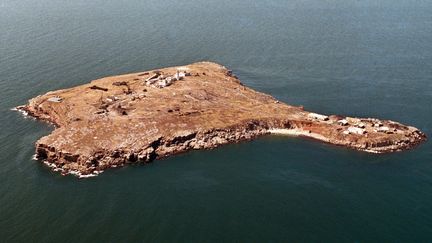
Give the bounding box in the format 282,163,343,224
1,0,431,241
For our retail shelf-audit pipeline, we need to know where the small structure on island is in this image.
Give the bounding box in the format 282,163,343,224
346,126,366,135
356,122,366,128
338,119,349,126
374,121,384,127
308,113,329,121
376,126,390,133
47,96,63,103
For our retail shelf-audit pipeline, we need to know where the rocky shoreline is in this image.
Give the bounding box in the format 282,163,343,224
16,62,427,177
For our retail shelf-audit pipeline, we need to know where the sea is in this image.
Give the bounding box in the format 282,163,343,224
1,0,431,242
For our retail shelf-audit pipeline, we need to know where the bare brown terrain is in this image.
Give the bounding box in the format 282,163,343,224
17,62,426,177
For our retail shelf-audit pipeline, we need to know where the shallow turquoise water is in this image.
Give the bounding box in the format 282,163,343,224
1,0,431,242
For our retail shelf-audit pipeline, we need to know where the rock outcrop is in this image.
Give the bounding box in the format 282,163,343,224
16,62,427,177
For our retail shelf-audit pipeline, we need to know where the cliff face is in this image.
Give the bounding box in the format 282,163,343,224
17,62,426,177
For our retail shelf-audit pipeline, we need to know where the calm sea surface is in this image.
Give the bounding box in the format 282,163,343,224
1,0,431,242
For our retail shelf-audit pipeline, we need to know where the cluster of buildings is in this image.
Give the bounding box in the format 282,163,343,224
145,70,190,88
340,118,394,135
307,112,396,136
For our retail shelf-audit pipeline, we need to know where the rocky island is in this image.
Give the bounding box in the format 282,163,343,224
16,62,427,177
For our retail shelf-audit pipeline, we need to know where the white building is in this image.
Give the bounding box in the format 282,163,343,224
308,113,329,121
338,119,349,126
347,126,366,135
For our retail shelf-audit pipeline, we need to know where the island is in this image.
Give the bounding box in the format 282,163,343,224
16,62,427,177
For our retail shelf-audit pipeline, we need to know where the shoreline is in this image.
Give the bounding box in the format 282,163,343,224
268,128,331,143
